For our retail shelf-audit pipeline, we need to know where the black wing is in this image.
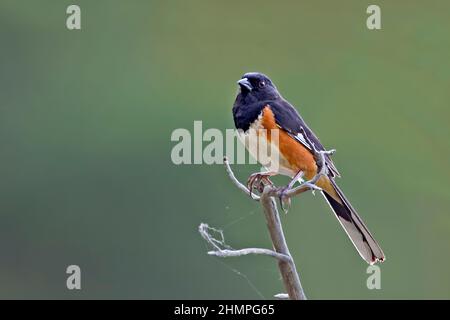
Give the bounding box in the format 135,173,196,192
268,99,340,178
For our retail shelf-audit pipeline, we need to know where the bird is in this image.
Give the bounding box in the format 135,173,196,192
232,72,385,265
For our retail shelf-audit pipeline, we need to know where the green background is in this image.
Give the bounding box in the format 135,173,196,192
1,0,449,299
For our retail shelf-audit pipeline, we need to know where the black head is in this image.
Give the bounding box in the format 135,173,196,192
236,72,280,103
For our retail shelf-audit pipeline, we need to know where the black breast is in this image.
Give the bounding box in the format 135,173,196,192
232,100,268,132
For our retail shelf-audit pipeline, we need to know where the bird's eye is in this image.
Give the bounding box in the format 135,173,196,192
258,81,266,88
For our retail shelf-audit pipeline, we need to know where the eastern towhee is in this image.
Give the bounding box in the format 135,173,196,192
232,72,385,265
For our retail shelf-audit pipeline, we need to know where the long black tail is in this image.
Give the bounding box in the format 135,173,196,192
321,179,385,264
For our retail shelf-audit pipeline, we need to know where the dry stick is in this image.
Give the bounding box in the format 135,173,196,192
208,248,291,262
200,145,334,300
198,223,290,262
259,187,306,300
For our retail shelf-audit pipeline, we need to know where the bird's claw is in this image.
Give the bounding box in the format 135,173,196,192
276,182,322,212
277,186,292,213
247,172,274,197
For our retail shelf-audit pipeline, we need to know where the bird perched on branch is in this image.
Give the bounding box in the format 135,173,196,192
232,72,385,265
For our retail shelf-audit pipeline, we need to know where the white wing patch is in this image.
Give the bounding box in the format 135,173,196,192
275,123,312,151
293,131,312,150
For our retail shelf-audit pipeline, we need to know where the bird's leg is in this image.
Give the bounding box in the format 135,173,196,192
278,170,304,213
247,171,276,196
287,170,305,190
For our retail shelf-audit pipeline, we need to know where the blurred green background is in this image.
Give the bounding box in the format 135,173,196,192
1,0,449,299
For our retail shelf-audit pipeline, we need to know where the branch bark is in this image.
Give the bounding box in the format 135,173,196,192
259,189,306,300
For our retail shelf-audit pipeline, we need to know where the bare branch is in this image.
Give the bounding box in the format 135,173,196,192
200,145,337,300
199,223,291,262
223,157,260,201
208,249,291,262
259,188,307,300
198,223,231,251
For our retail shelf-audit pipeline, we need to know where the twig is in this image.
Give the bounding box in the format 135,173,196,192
259,187,306,300
209,249,291,262
223,157,260,201
199,223,291,262
274,293,289,300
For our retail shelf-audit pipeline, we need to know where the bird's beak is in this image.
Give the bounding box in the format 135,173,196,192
237,78,253,91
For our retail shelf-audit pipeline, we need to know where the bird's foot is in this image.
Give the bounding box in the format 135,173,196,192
247,172,275,197
277,186,292,213
276,170,304,213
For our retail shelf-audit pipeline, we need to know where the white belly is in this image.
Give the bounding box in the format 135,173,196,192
236,116,296,177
